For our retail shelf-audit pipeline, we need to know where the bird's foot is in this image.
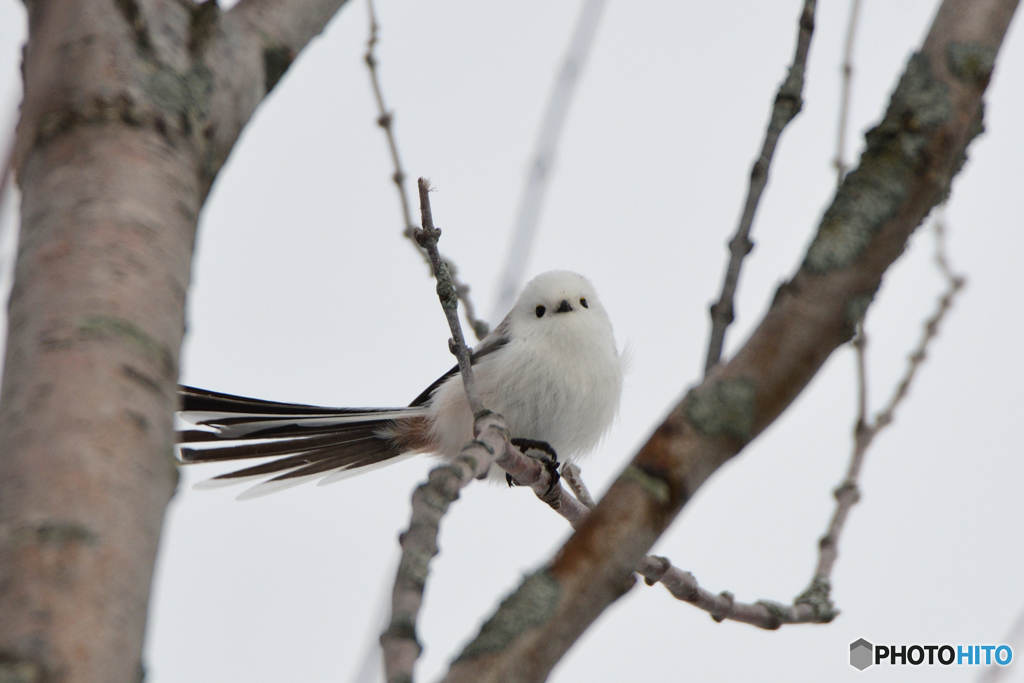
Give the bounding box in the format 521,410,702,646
508,438,560,499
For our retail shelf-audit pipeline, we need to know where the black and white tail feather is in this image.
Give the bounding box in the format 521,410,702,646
177,386,429,500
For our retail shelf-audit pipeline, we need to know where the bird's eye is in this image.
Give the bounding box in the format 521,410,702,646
536,305,546,318
579,297,589,308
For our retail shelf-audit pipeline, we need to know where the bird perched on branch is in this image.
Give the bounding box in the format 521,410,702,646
177,270,624,499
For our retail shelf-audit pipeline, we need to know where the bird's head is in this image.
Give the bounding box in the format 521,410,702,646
509,271,614,346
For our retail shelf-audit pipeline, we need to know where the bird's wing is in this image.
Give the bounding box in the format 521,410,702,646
408,320,511,407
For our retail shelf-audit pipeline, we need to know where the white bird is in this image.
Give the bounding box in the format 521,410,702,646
177,270,624,499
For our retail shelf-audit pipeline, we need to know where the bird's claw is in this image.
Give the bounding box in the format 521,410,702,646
509,438,561,499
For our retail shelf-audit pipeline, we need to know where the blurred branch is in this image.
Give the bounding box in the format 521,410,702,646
491,0,607,320
704,0,817,374
443,0,1017,679
364,1,489,340
877,215,965,427
834,0,863,184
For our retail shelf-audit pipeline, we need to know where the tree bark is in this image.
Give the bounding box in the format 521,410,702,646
0,1,347,680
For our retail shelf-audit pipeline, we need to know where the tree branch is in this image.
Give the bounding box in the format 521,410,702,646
412,178,483,413
704,0,817,374
442,1,1018,679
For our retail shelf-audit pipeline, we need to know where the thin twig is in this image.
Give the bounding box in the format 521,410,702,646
364,0,413,238
801,209,966,619
412,178,482,414
363,0,490,340
833,0,863,185
876,215,965,428
491,0,607,320
704,0,817,374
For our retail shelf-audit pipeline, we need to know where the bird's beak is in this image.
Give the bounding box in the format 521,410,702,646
556,299,573,313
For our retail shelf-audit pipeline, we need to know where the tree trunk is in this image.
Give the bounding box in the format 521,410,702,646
0,1,347,680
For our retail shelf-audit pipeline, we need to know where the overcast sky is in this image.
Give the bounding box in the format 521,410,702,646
2,1,1023,681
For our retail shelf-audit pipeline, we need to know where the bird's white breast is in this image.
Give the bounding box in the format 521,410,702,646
425,307,623,474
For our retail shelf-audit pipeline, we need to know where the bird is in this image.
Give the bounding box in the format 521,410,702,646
176,270,624,499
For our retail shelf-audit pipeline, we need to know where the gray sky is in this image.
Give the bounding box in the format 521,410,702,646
2,1,1023,681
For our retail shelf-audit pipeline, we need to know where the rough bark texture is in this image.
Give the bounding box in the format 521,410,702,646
0,1,347,681
442,0,1019,680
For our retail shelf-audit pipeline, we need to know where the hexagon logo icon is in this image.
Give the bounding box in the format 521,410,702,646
850,638,873,670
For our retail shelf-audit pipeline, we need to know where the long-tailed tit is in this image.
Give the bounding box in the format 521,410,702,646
177,270,624,499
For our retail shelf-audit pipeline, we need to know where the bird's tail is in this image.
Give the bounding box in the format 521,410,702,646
176,386,427,499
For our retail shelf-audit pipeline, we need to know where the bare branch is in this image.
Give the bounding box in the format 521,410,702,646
640,555,839,629
878,217,965,427
412,178,483,414
363,2,490,340
443,1,1017,679
834,0,863,184
492,0,607,319
704,0,817,374
364,0,413,237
